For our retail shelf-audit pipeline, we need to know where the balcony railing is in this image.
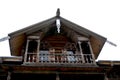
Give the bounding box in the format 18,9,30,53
39,54,94,64
25,51,95,64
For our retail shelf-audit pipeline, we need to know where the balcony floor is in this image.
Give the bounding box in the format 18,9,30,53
23,62,97,67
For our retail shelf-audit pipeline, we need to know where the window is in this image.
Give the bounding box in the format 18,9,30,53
28,40,38,53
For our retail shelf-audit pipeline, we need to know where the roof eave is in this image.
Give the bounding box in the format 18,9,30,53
8,16,57,38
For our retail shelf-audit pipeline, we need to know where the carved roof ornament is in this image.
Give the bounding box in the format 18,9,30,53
56,8,61,33
56,8,60,17
56,18,61,33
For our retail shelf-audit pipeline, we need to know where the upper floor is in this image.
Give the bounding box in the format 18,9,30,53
8,9,106,66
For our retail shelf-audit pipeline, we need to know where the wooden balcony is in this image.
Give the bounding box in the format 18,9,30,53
24,51,96,66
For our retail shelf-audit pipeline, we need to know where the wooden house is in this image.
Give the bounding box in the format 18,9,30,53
0,9,120,80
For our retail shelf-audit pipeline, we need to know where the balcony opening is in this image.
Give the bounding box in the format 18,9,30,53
81,41,93,63
81,41,91,54
24,38,39,63
27,40,38,62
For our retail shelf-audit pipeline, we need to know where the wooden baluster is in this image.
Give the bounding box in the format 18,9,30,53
27,54,31,62
49,48,55,63
62,49,67,63
32,55,36,62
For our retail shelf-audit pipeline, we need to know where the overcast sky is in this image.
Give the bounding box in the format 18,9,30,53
0,0,120,61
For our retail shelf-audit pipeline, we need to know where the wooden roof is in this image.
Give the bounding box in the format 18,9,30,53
8,15,106,59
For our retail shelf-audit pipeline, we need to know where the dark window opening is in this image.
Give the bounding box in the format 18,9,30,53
28,40,38,53
60,74,104,80
11,73,56,80
81,41,93,63
40,41,50,50
81,41,91,54
64,43,76,54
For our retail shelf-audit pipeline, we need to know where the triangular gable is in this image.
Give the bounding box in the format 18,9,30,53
8,15,106,59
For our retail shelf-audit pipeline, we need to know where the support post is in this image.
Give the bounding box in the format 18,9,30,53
36,40,40,62
78,41,85,63
24,40,30,63
56,73,60,80
7,72,11,80
104,74,108,80
88,42,96,64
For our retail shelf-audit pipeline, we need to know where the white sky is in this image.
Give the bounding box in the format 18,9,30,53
0,0,120,61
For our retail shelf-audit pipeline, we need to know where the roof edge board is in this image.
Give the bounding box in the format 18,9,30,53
60,18,89,37
8,16,57,37
25,19,56,35
60,17,107,42
59,17,106,59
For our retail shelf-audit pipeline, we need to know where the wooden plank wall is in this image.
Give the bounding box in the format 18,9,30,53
10,34,26,56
